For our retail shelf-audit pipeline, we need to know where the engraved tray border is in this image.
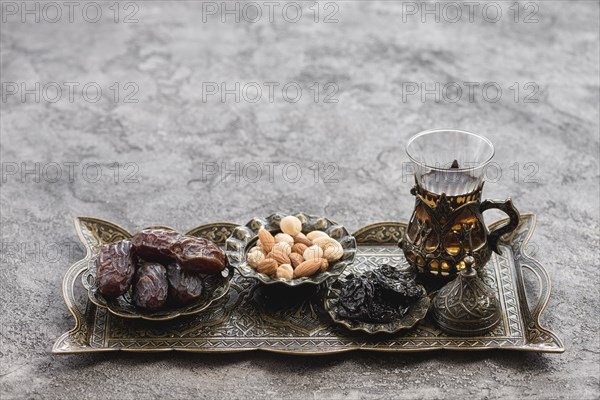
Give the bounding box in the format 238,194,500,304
52,214,564,354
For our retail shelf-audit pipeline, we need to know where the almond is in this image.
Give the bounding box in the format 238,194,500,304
313,236,339,250
250,245,266,256
322,241,344,262
307,230,328,241
294,259,321,278
274,233,294,246
276,264,294,280
293,233,313,247
303,244,324,261
319,258,329,273
256,258,278,275
292,243,308,255
247,248,265,268
272,242,292,255
288,253,304,268
280,215,302,236
268,250,290,265
258,228,275,253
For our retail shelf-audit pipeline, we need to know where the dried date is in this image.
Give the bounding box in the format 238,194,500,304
131,229,183,263
167,262,204,304
172,236,226,274
131,229,225,275
132,261,168,310
95,240,135,298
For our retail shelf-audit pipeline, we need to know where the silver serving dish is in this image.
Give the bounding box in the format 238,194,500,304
226,212,357,287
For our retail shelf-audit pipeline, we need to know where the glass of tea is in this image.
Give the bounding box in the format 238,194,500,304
400,129,520,277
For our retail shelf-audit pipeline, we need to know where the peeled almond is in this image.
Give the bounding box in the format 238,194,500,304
307,231,329,241
274,233,294,246
276,264,294,280
303,245,324,261
312,236,338,250
250,246,266,255
280,215,302,236
272,242,292,255
247,248,265,268
322,241,344,262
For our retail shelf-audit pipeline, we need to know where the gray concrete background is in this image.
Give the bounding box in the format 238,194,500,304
1,1,599,399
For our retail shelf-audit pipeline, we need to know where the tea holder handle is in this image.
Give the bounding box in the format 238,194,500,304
480,198,520,254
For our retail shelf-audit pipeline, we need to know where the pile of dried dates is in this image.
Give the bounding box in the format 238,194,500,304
336,264,423,323
95,229,226,311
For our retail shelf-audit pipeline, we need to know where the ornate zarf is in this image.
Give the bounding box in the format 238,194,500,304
400,181,519,277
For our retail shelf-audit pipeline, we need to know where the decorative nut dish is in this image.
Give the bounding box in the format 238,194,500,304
81,221,233,321
226,212,357,286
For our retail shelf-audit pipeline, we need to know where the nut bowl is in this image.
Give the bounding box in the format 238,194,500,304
78,218,235,321
226,212,357,287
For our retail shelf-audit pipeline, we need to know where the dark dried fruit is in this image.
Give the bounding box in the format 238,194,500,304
336,264,423,323
95,240,135,298
131,229,183,263
172,236,226,274
131,229,225,275
167,262,203,304
132,261,168,310
372,264,423,299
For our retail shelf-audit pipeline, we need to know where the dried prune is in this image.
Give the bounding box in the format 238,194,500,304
336,264,423,323
372,264,422,300
172,236,226,274
131,229,182,263
132,261,168,310
167,262,204,304
95,240,135,298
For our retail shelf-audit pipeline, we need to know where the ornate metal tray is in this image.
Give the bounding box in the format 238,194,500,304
53,214,564,354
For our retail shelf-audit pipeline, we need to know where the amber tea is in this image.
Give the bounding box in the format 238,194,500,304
400,129,520,277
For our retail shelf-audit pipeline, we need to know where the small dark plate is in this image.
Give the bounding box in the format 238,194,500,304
324,277,430,334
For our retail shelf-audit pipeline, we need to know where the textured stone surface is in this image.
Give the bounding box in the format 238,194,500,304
1,1,599,399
